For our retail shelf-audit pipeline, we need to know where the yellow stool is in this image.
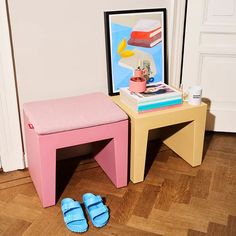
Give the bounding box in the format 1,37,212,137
111,96,207,183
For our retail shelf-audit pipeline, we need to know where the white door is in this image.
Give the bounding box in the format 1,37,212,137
182,0,236,132
0,0,24,171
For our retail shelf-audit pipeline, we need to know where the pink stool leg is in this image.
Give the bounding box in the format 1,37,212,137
24,113,56,208
94,120,128,188
39,137,57,208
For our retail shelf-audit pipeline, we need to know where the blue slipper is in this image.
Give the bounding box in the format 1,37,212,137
61,198,88,233
83,193,109,228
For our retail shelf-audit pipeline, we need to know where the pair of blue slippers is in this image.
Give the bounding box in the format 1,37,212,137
61,193,109,233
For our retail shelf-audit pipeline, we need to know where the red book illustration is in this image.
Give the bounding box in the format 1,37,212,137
128,32,162,48
128,19,162,48
131,27,161,40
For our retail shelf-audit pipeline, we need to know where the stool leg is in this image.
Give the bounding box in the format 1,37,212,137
94,120,128,188
25,125,44,205
40,143,56,207
130,122,149,183
24,126,56,207
39,137,57,208
163,106,207,166
113,120,128,187
192,115,207,166
163,121,195,165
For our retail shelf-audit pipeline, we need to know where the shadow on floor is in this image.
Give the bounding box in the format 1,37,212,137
144,139,163,178
56,154,92,202
202,131,214,161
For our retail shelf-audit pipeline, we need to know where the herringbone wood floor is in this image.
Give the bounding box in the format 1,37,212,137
0,132,236,235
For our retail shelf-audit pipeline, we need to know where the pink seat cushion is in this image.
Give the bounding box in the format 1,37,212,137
23,92,127,135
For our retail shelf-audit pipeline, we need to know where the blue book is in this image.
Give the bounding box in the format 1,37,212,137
138,97,183,112
120,82,183,112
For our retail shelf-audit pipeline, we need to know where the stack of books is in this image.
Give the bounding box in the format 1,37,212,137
120,82,183,113
128,19,162,48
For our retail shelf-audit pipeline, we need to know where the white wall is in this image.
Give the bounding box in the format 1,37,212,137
2,0,185,168
8,0,174,105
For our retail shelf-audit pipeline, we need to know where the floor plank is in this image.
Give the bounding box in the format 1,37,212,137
0,132,236,235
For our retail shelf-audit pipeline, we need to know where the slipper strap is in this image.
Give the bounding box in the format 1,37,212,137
89,205,108,220
62,201,81,214
64,209,85,224
84,195,102,207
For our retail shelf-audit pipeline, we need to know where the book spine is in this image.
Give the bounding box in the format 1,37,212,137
139,104,182,114
120,93,138,111
137,98,183,112
122,89,182,103
120,89,138,105
131,28,161,39
138,95,182,105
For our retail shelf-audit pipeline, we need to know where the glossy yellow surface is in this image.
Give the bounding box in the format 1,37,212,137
111,96,207,183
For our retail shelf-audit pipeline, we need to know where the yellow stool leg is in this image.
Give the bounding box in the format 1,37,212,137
163,106,207,166
163,121,196,165
130,122,149,183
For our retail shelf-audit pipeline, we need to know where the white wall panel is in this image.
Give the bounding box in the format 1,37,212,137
204,0,236,25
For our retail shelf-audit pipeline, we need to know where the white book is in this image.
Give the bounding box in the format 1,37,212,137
120,82,182,105
149,38,162,48
148,28,162,38
132,19,161,32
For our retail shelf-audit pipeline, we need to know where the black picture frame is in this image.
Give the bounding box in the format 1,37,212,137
104,8,167,96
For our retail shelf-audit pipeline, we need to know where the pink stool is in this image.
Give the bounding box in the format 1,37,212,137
23,92,128,208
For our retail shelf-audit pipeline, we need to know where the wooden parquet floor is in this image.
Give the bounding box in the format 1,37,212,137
0,132,236,235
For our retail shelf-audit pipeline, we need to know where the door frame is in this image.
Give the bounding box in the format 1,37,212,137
168,0,187,87
0,0,24,171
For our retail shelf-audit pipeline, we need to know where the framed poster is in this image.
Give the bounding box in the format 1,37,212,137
104,8,167,95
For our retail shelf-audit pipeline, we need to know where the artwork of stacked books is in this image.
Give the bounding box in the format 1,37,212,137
120,64,183,113
128,19,162,48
